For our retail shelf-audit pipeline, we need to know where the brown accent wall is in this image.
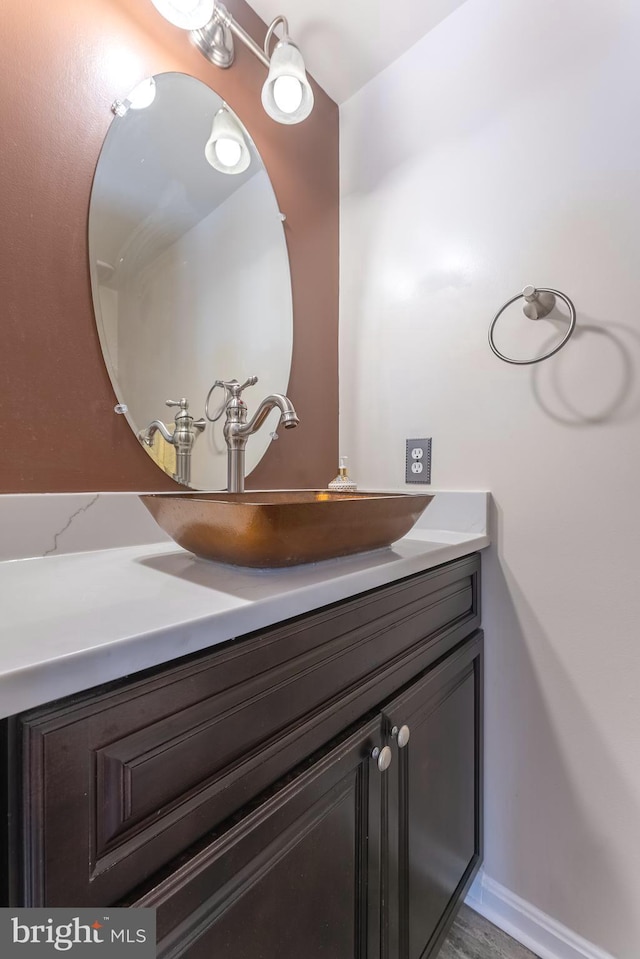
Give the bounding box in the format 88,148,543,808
0,0,338,492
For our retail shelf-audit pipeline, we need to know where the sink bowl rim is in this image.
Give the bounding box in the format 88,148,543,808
140,489,434,567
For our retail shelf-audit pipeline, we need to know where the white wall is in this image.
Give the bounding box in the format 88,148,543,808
340,0,640,955
115,170,292,489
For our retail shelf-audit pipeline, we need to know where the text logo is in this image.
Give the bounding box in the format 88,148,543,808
0,908,155,957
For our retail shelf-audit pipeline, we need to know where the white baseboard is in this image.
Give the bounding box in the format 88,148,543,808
465,871,616,959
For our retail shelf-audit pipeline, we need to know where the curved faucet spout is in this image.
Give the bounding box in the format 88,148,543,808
138,398,205,487
139,420,173,446
237,393,300,438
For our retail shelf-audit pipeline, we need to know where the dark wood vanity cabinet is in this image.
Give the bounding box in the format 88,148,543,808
4,553,483,959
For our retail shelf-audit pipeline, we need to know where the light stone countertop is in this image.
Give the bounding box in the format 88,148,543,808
0,491,489,719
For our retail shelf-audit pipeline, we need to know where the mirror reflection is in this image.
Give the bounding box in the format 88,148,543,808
89,72,293,489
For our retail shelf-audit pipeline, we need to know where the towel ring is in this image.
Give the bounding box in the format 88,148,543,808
205,381,229,422
488,286,577,365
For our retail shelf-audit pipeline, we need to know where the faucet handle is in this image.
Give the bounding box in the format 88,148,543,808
166,398,190,411
205,377,258,422
237,376,258,393
215,377,258,398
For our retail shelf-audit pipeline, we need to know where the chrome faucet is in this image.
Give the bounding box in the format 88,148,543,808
138,398,205,486
205,377,299,492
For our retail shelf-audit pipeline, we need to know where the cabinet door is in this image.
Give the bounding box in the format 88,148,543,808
383,632,483,959
131,717,385,959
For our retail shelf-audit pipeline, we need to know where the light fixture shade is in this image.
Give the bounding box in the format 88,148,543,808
149,0,214,30
205,106,251,175
127,77,157,110
261,40,314,125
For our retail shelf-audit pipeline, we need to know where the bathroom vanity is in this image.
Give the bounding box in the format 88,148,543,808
0,537,483,959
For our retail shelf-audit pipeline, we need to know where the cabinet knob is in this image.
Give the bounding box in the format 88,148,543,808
392,724,411,749
372,745,392,772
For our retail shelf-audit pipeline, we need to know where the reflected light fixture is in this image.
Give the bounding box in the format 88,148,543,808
127,76,157,109
205,105,251,174
149,0,314,124
111,77,157,116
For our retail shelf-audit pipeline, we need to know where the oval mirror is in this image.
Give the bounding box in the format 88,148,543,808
89,72,293,489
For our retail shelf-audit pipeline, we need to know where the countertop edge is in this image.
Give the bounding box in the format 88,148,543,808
1,531,489,719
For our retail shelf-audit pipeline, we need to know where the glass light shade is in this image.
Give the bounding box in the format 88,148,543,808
149,0,214,30
272,76,303,115
205,106,251,175
261,40,314,125
127,77,157,110
214,138,242,167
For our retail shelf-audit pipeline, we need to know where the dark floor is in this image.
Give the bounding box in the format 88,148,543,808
439,905,540,959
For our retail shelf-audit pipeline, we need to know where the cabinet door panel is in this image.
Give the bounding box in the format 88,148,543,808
384,633,483,959
131,718,384,959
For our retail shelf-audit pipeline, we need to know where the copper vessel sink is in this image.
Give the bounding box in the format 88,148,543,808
140,490,434,568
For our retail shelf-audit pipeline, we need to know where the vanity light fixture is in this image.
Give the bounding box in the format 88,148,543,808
149,0,314,124
205,105,251,174
149,0,214,30
260,18,314,124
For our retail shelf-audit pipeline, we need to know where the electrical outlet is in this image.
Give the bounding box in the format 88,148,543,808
405,438,432,484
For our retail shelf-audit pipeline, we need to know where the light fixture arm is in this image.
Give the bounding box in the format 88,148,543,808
263,16,289,57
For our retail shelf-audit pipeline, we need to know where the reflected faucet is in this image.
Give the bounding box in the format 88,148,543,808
205,377,299,493
138,398,205,486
